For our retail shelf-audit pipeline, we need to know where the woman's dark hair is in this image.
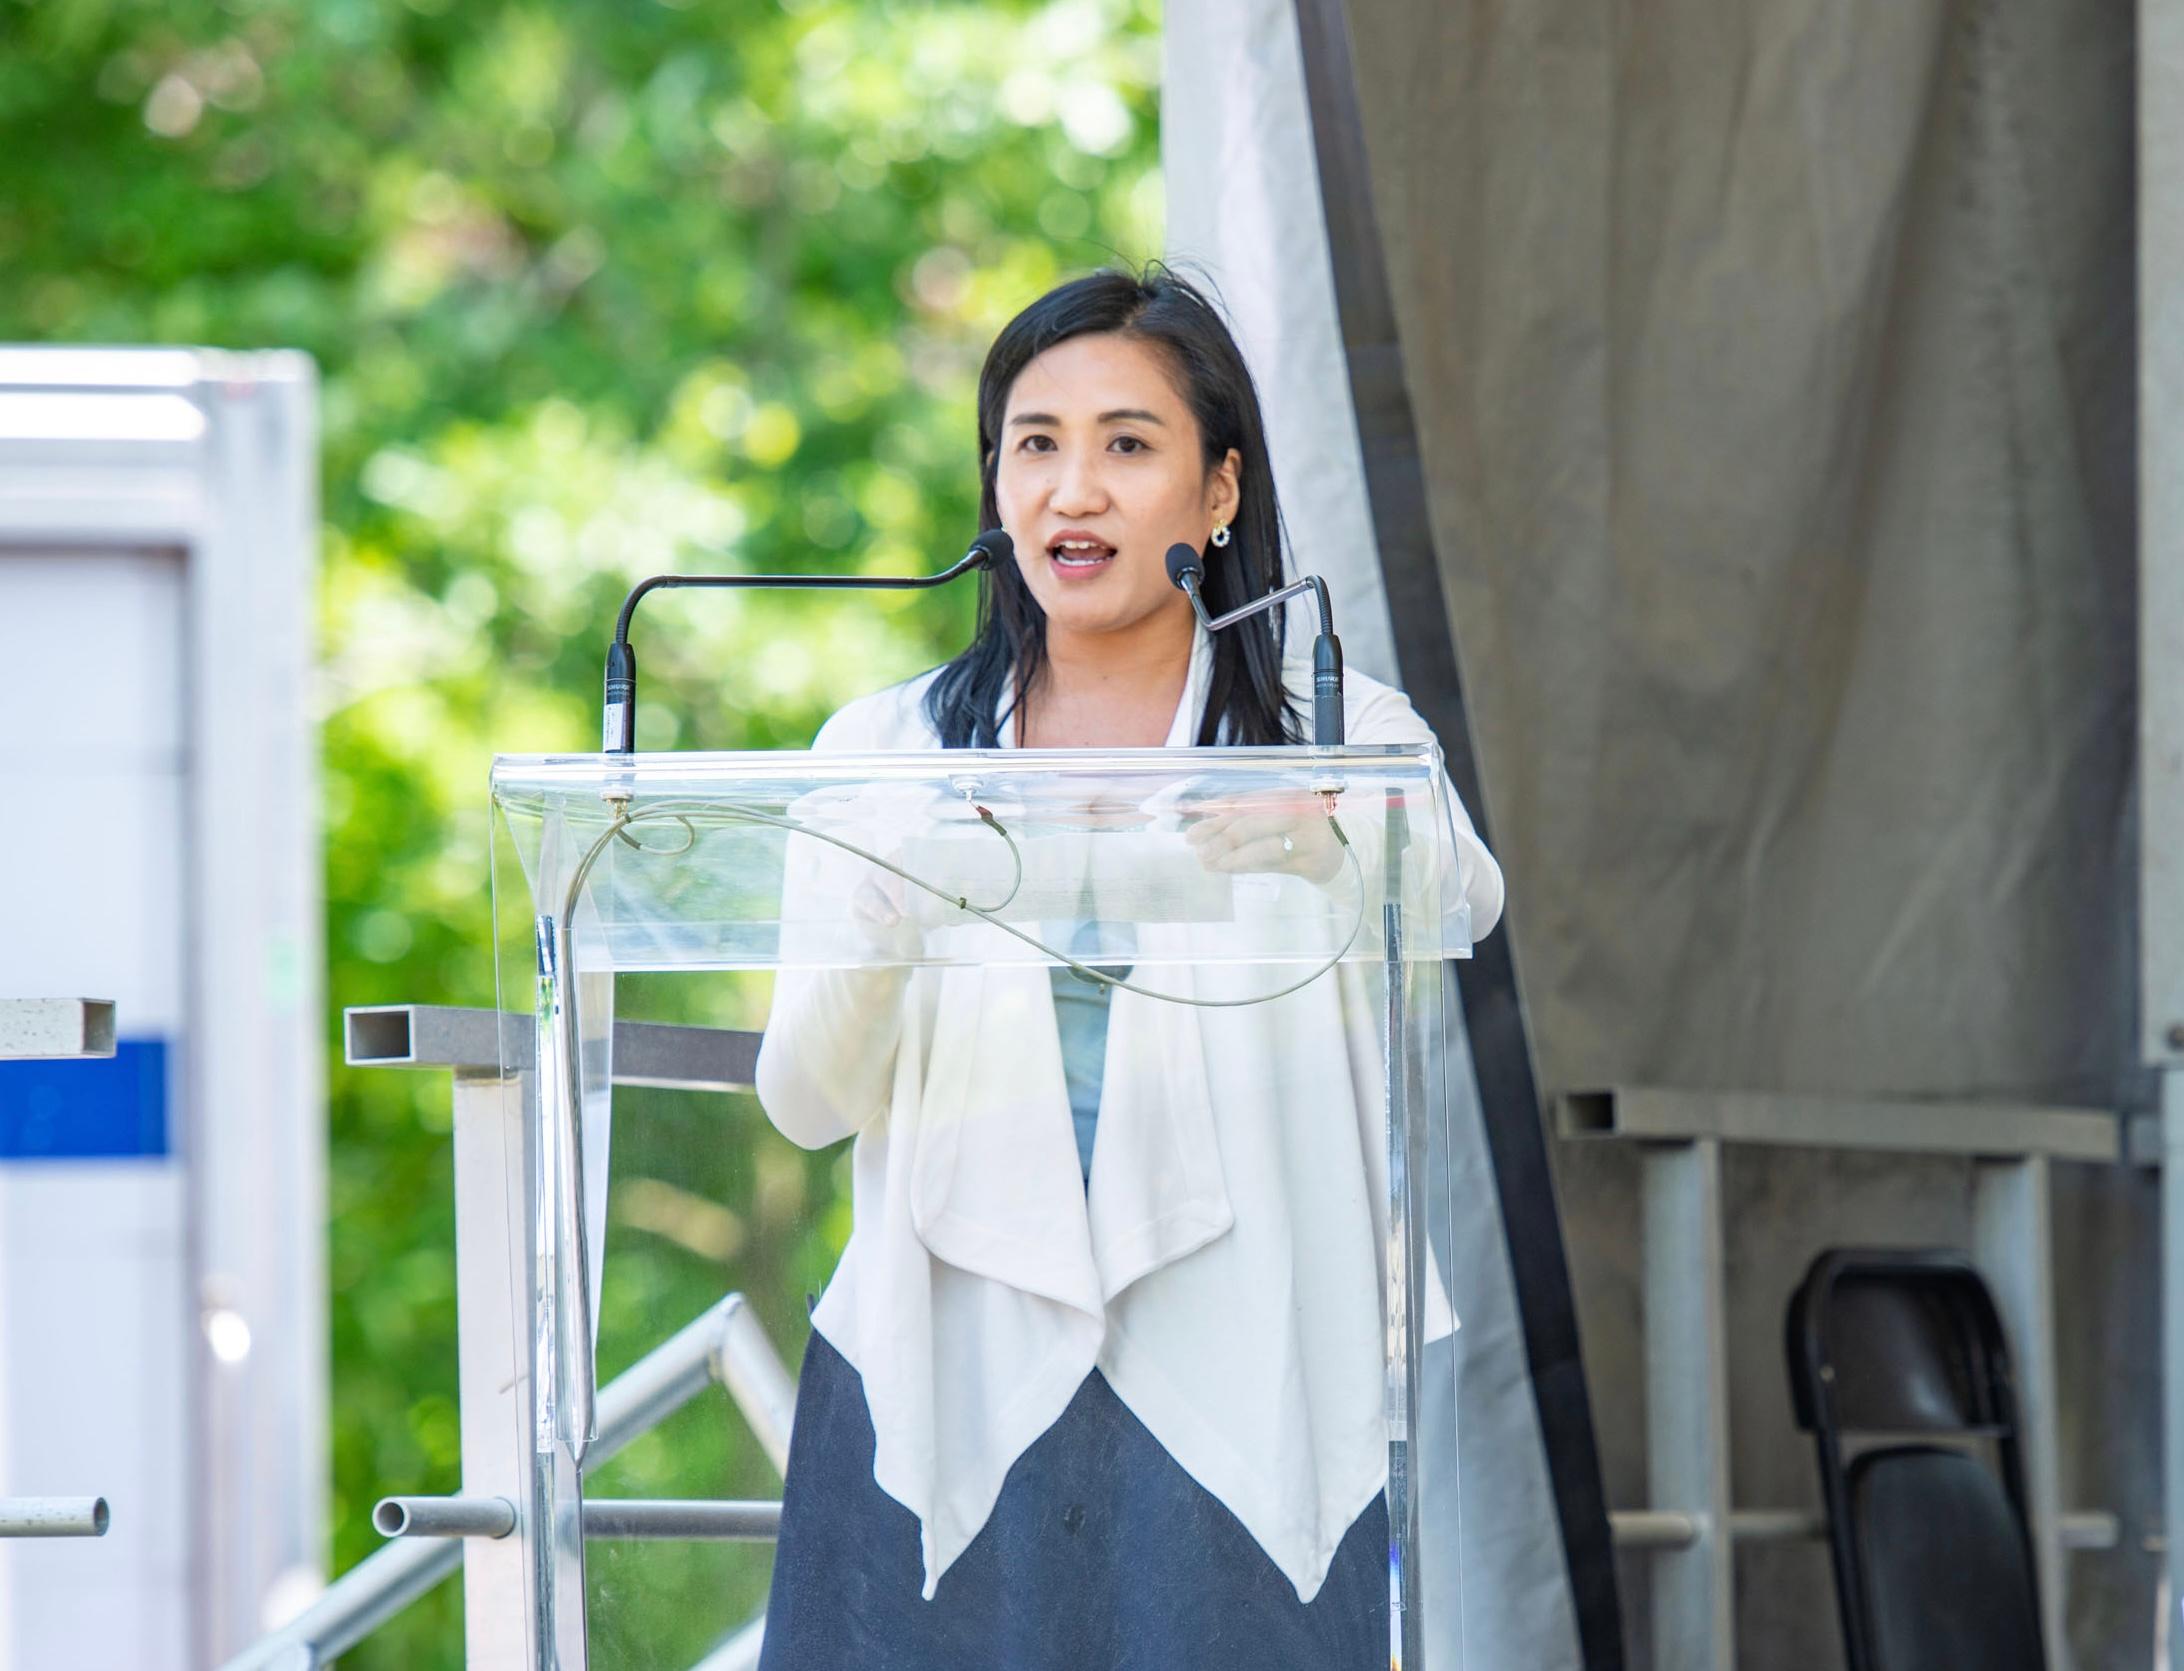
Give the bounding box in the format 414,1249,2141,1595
923,265,1301,748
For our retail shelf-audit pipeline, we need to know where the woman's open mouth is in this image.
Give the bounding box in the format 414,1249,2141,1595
1049,536,1117,575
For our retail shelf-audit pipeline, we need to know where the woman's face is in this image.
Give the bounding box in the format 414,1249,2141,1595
993,332,1240,645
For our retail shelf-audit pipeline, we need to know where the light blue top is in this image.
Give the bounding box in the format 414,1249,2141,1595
1046,921,1134,1184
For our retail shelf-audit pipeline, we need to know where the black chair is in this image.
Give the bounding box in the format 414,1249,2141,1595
1785,1249,2046,1671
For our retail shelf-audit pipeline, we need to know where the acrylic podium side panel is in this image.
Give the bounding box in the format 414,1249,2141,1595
491,746,1474,1671
576,1003,805,1669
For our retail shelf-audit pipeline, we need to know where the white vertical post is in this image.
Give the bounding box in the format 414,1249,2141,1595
2145,0,2184,1624
452,1072,535,1669
2143,0,2184,1075
1642,1138,1733,1670
1972,1155,2068,1670
2166,1076,2184,1653
188,355,323,1663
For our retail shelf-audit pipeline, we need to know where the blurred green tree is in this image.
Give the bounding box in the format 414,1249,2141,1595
0,0,1159,1660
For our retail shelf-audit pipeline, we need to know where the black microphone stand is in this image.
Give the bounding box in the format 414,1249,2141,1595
601,529,1011,754
1165,543,1346,745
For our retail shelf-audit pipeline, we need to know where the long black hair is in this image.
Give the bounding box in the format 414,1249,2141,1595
923,265,1301,748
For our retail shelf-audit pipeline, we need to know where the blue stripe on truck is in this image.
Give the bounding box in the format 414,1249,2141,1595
0,1038,169,1158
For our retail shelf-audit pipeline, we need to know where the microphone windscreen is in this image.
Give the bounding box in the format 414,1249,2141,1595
970,527,1013,568
1165,542,1204,591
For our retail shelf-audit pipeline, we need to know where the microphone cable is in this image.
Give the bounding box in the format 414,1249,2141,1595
556,794,1366,1012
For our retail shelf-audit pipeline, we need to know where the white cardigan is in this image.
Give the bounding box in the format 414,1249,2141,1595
754,629,1504,1603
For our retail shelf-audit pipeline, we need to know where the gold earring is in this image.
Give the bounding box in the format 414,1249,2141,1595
1210,522,1232,549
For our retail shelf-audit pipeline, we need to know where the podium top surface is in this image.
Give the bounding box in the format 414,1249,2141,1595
492,745,1472,970
491,741,1438,790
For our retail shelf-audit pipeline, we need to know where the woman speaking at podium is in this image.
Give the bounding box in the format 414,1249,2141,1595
752,266,1503,1670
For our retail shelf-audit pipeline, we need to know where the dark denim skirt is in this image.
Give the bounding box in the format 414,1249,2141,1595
757,1328,1389,1671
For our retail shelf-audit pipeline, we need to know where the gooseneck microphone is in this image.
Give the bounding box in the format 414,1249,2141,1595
603,528,1012,753
1167,542,1345,746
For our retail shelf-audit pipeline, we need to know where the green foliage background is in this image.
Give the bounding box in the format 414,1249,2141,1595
2,0,1160,1660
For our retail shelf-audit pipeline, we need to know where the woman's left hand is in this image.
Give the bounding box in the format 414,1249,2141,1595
1183,797,1346,884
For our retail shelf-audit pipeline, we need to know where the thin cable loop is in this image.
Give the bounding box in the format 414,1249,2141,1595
559,794,1364,1008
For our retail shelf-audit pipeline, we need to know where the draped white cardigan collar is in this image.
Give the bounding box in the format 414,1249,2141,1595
753,627,1502,1603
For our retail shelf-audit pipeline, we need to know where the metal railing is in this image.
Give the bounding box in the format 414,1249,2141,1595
1563,1082,2140,1668
223,1292,790,1669
226,1003,791,1671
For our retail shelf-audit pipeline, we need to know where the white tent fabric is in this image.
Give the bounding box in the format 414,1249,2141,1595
1164,6,1588,1667
1160,0,1396,685
1330,0,2137,1111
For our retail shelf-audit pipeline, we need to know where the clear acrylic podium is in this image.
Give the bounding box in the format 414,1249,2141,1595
490,743,1476,1670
